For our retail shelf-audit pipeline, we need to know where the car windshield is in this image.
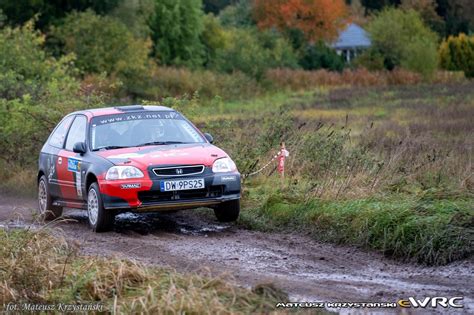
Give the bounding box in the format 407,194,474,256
90,111,205,151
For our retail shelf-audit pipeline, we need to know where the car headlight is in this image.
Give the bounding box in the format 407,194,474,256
106,166,144,180
212,157,237,173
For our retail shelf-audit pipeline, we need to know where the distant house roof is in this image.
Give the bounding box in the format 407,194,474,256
332,23,371,50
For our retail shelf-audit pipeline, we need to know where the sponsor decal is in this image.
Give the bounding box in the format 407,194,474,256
48,156,56,182
67,158,80,172
151,152,190,158
94,112,182,125
221,176,236,181
107,153,144,159
67,158,83,197
121,183,141,189
75,172,82,197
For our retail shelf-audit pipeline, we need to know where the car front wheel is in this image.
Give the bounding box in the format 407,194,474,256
87,182,115,232
38,175,62,220
214,199,240,222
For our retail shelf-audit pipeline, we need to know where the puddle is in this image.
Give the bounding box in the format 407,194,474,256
113,211,232,236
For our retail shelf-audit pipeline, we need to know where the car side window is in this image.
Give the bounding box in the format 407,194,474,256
65,115,87,151
49,116,74,148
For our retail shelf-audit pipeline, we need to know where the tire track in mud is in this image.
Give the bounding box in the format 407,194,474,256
1,195,473,314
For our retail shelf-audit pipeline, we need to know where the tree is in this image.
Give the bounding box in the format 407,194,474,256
219,0,255,27
203,0,234,14
349,0,368,25
439,33,474,78
367,8,439,78
50,10,151,84
360,0,399,12
202,14,228,66
110,0,155,38
150,0,205,68
401,0,445,34
0,0,119,29
253,0,348,42
435,0,471,35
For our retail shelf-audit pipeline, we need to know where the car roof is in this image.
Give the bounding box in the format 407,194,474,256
70,105,175,118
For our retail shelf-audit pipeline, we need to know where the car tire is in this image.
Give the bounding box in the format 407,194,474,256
87,182,115,232
38,175,63,220
214,199,240,222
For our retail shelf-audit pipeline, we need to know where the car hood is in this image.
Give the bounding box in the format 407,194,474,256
95,143,228,169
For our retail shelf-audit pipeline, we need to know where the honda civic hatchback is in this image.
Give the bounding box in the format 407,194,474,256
37,105,241,232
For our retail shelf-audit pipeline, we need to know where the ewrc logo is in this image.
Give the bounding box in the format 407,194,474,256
398,297,463,308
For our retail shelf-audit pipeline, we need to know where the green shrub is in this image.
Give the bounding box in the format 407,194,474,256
50,10,151,81
353,49,386,71
140,66,262,100
367,8,439,78
0,22,99,166
439,33,474,78
401,37,439,79
210,28,298,79
299,41,345,71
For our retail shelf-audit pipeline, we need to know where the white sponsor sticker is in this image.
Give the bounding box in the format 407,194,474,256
76,171,82,197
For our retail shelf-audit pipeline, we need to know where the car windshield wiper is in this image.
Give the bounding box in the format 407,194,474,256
136,141,187,147
92,145,130,151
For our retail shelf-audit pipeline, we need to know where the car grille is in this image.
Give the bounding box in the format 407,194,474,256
152,165,205,177
138,186,224,203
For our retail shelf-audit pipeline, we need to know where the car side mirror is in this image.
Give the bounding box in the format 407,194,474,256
73,142,87,154
204,133,214,144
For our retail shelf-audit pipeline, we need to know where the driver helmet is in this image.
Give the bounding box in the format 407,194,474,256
149,120,165,141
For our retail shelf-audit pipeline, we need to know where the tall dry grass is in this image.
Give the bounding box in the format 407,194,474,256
0,228,284,313
265,68,466,91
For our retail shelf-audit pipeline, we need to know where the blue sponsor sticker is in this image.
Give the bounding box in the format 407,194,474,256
68,158,80,172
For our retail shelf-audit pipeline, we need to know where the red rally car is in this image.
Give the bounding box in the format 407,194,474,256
37,105,241,232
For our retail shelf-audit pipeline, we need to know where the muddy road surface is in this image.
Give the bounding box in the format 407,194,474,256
1,194,473,313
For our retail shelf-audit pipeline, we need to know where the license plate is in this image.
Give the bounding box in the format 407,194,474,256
160,178,205,192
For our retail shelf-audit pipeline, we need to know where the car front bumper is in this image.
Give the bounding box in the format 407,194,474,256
99,171,241,212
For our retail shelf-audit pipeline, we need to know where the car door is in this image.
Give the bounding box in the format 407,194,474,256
46,115,75,199
56,115,88,202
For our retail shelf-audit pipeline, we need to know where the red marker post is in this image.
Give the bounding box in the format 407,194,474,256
278,142,289,187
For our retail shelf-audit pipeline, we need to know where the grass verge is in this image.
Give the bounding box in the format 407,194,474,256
0,228,288,314
240,182,473,266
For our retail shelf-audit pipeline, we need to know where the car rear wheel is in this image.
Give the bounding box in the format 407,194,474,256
214,199,240,222
87,182,115,232
38,175,62,220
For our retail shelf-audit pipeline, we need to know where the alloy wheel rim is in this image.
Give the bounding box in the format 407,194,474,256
88,188,99,225
38,180,47,214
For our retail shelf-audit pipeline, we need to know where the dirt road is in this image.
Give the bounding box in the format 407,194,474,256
1,194,472,313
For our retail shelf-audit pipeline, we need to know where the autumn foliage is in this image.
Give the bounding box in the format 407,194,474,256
253,0,348,42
